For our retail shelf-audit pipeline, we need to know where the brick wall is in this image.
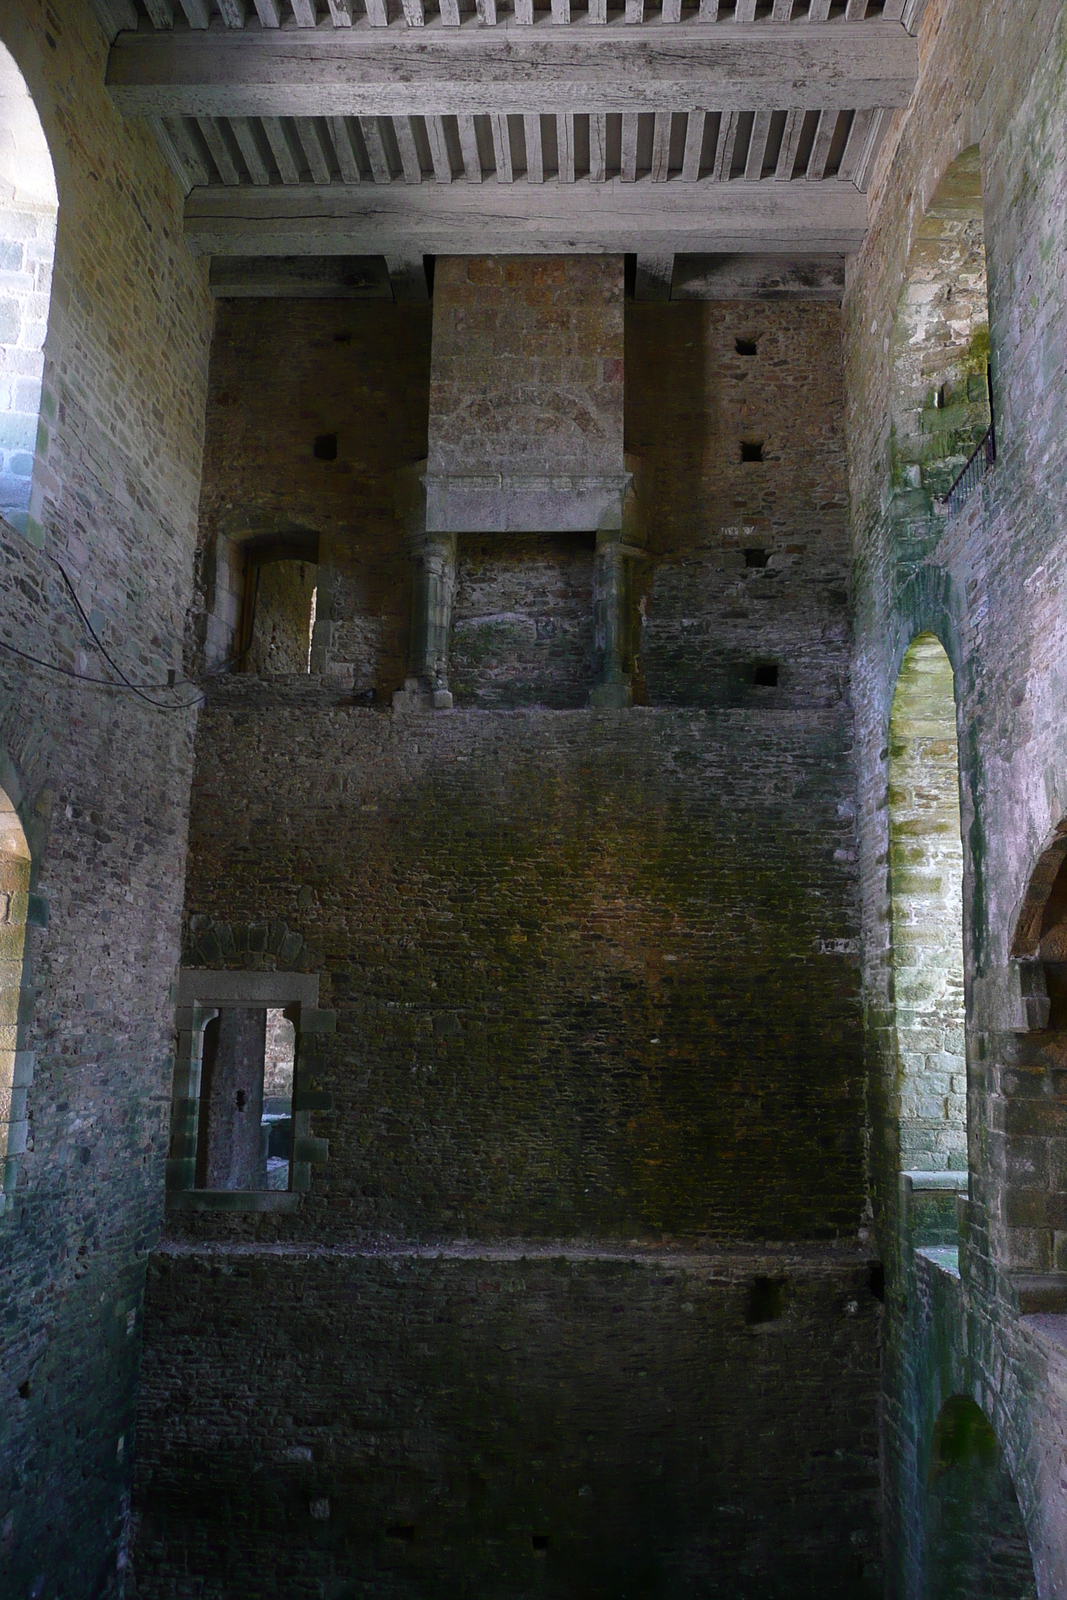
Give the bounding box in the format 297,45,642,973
0,5,213,1596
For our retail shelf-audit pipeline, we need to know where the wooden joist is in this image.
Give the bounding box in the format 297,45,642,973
523,113,544,182
171,106,888,192
100,0,894,38
184,166,869,257
107,24,917,120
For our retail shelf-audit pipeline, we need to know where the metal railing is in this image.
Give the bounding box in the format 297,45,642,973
943,421,996,518
943,366,997,518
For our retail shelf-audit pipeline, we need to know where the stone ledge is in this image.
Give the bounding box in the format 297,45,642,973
150,1238,877,1272
902,1170,969,1191
166,1190,303,1215
1011,1273,1067,1315
915,1245,961,1279
425,472,631,536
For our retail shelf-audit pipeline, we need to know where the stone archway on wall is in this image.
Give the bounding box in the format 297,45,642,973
0,41,57,534
888,634,968,1177
926,1396,1036,1600
889,146,993,520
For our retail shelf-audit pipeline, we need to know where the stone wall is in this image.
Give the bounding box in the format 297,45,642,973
133,278,879,1592
627,301,850,711
193,297,431,688
428,255,624,482
0,5,213,1596
844,0,1067,1590
179,702,862,1243
133,1243,880,1600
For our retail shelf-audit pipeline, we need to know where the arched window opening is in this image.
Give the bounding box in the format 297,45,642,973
0,786,31,1213
235,533,320,676
890,146,993,518
889,635,967,1176
927,1397,1036,1599
0,45,57,535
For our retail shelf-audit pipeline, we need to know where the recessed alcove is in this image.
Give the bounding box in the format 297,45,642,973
449,531,596,709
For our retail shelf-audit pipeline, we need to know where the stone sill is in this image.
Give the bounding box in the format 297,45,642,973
166,1189,303,1214
902,1170,969,1192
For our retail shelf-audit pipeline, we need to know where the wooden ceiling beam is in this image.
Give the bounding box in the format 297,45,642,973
183,168,869,256
107,22,916,120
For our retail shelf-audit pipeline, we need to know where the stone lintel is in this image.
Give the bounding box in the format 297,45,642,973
425,472,631,536
177,969,320,1008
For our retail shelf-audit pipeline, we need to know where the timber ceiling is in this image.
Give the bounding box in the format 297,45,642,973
98,0,924,277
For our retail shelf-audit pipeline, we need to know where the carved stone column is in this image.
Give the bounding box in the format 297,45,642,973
393,462,456,711
589,457,645,709
407,530,457,710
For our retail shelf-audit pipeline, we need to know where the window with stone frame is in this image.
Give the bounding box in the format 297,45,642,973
194,1006,296,1193
167,970,333,1214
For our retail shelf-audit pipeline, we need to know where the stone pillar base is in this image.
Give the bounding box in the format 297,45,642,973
588,679,633,710
392,677,453,714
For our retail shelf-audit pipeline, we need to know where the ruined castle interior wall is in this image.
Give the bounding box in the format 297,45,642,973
844,0,1067,1591
194,297,431,694
0,6,213,1596
130,282,881,1595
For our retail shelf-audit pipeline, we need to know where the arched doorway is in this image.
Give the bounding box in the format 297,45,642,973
927,1396,1036,1599
889,635,967,1175
0,783,31,1211
0,42,57,534
889,146,993,519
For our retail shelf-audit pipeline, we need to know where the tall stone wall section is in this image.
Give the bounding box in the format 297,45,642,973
0,5,212,1596
844,0,1067,1591
133,288,882,1594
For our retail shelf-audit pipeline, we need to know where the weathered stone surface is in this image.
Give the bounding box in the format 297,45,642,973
0,6,213,1596
132,1243,882,1600
844,0,1067,1589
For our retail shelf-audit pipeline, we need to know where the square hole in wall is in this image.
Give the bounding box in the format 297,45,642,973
740,440,764,462
314,432,338,460
753,663,779,687
744,548,769,568
735,338,758,356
